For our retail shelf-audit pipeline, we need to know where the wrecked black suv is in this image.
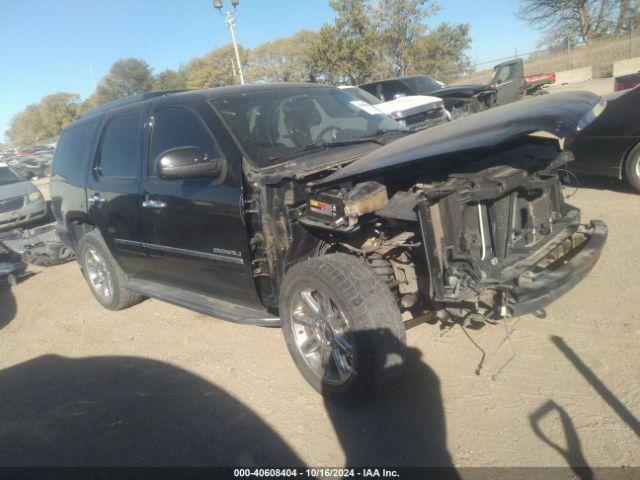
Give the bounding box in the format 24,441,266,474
51,84,607,403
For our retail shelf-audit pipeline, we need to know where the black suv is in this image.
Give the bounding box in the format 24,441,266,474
52,84,608,403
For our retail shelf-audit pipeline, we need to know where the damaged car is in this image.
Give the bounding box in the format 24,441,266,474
51,84,607,404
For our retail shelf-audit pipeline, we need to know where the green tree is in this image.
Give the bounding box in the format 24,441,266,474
412,23,471,81
92,58,154,105
5,93,80,145
310,0,376,84
183,43,249,89
247,30,319,83
153,68,188,91
375,0,441,77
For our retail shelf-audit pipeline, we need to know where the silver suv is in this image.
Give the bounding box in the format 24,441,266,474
0,163,47,229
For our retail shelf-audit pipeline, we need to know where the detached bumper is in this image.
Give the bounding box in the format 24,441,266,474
507,220,608,317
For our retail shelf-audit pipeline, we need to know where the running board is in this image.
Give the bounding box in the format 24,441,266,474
126,278,281,327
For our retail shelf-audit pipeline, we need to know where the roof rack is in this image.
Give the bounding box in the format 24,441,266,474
77,90,190,119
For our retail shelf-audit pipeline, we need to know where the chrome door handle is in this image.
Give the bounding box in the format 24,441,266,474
88,194,106,205
142,199,167,209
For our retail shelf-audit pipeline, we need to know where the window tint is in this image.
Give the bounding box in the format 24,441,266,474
52,118,99,184
380,81,409,101
99,112,141,178
150,106,221,175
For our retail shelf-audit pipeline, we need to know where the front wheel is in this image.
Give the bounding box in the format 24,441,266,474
279,254,406,405
625,145,640,193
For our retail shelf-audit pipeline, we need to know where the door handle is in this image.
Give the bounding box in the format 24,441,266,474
142,199,167,209
88,194,106,205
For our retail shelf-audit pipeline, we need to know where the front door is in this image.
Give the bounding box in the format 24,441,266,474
87,104,150,276
492,60,526,105
140,96,262,308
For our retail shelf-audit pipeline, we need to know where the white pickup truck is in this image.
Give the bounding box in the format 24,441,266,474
339,86,451,131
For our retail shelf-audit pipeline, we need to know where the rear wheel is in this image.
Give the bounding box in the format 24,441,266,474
280,253,405,405
625,145,640,193
78,230,144,310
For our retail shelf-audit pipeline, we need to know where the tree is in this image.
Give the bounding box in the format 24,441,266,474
375,0,440,76
92,58,154,105
153,69,188,91
412,23,471,81
247,30,319,83
517,0,637,44
310,0,377,85
183,43,249,88
5,93,80,145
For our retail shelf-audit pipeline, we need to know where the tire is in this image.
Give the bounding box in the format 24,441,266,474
625,145,640,193
78,230,144,310
279,253,406,405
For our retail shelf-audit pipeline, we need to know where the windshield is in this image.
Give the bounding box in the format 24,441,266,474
211,86,405,168
401,76,444,95
0,164,25,186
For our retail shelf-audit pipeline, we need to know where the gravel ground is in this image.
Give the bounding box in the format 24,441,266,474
0,178,638,469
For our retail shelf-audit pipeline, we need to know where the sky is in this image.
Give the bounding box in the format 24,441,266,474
0,0,540,142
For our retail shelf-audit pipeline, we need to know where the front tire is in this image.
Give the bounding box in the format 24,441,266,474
78,230,144,310
279,253,406,405
625,145,640,193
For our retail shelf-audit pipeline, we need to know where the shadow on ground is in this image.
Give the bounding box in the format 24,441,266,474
324,330,457,473
0,287,17,329
570,173,637,194
0,355,303,466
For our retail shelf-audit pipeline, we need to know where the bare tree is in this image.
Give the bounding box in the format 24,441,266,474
517,0,619,43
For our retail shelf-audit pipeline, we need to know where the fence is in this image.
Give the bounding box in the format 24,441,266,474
453,33,640,85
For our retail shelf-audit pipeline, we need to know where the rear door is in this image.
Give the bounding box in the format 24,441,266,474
87,104,151,276
140,95,262,308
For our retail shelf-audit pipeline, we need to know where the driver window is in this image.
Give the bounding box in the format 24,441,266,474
149,106,222,176
495,64,516,83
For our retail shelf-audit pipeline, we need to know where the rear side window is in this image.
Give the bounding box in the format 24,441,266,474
98,112,141,178
52,118,99,185
149,106,221,176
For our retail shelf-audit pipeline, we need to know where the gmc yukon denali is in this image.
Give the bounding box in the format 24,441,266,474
51,84,608,403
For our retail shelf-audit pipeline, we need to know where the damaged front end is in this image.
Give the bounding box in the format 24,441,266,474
297,146,607,322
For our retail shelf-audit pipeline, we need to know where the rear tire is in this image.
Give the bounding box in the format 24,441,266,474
279,253,406,405
625,145,640,193
78,230,144,310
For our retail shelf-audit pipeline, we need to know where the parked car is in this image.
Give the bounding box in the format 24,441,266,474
360,59,551,115
0,163,47,230
51,84,607,404
338,86,451,131
569,86,640,192
614,72,640,92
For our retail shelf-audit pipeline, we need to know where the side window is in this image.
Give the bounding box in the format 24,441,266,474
99,112,141,178
52,118,99,184
495,64,516,83
150,106,221,176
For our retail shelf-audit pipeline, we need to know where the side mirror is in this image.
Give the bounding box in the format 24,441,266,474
156,146,226,180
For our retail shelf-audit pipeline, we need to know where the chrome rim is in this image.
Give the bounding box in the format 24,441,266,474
636,158,640,178
290,287,354,385
85,248,114,301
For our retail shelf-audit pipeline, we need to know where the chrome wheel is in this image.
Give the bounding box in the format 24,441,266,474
290,288,354,385
84,247,113,301
636,157,640,178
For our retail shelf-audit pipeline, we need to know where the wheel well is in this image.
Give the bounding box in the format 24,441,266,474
68,221,97,248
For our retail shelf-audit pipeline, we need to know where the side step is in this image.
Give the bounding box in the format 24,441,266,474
126,278,281,327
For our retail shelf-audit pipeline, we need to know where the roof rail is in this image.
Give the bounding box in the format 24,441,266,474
77,90,190,119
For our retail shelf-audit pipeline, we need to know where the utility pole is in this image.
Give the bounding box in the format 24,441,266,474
213,0,245,85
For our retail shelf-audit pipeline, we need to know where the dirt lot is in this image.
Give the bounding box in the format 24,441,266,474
0,177,638,469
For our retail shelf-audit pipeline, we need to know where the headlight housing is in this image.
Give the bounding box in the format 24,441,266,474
28,190,42,203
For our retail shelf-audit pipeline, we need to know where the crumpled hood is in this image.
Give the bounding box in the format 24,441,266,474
0,180,34,200
313,90,601,187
